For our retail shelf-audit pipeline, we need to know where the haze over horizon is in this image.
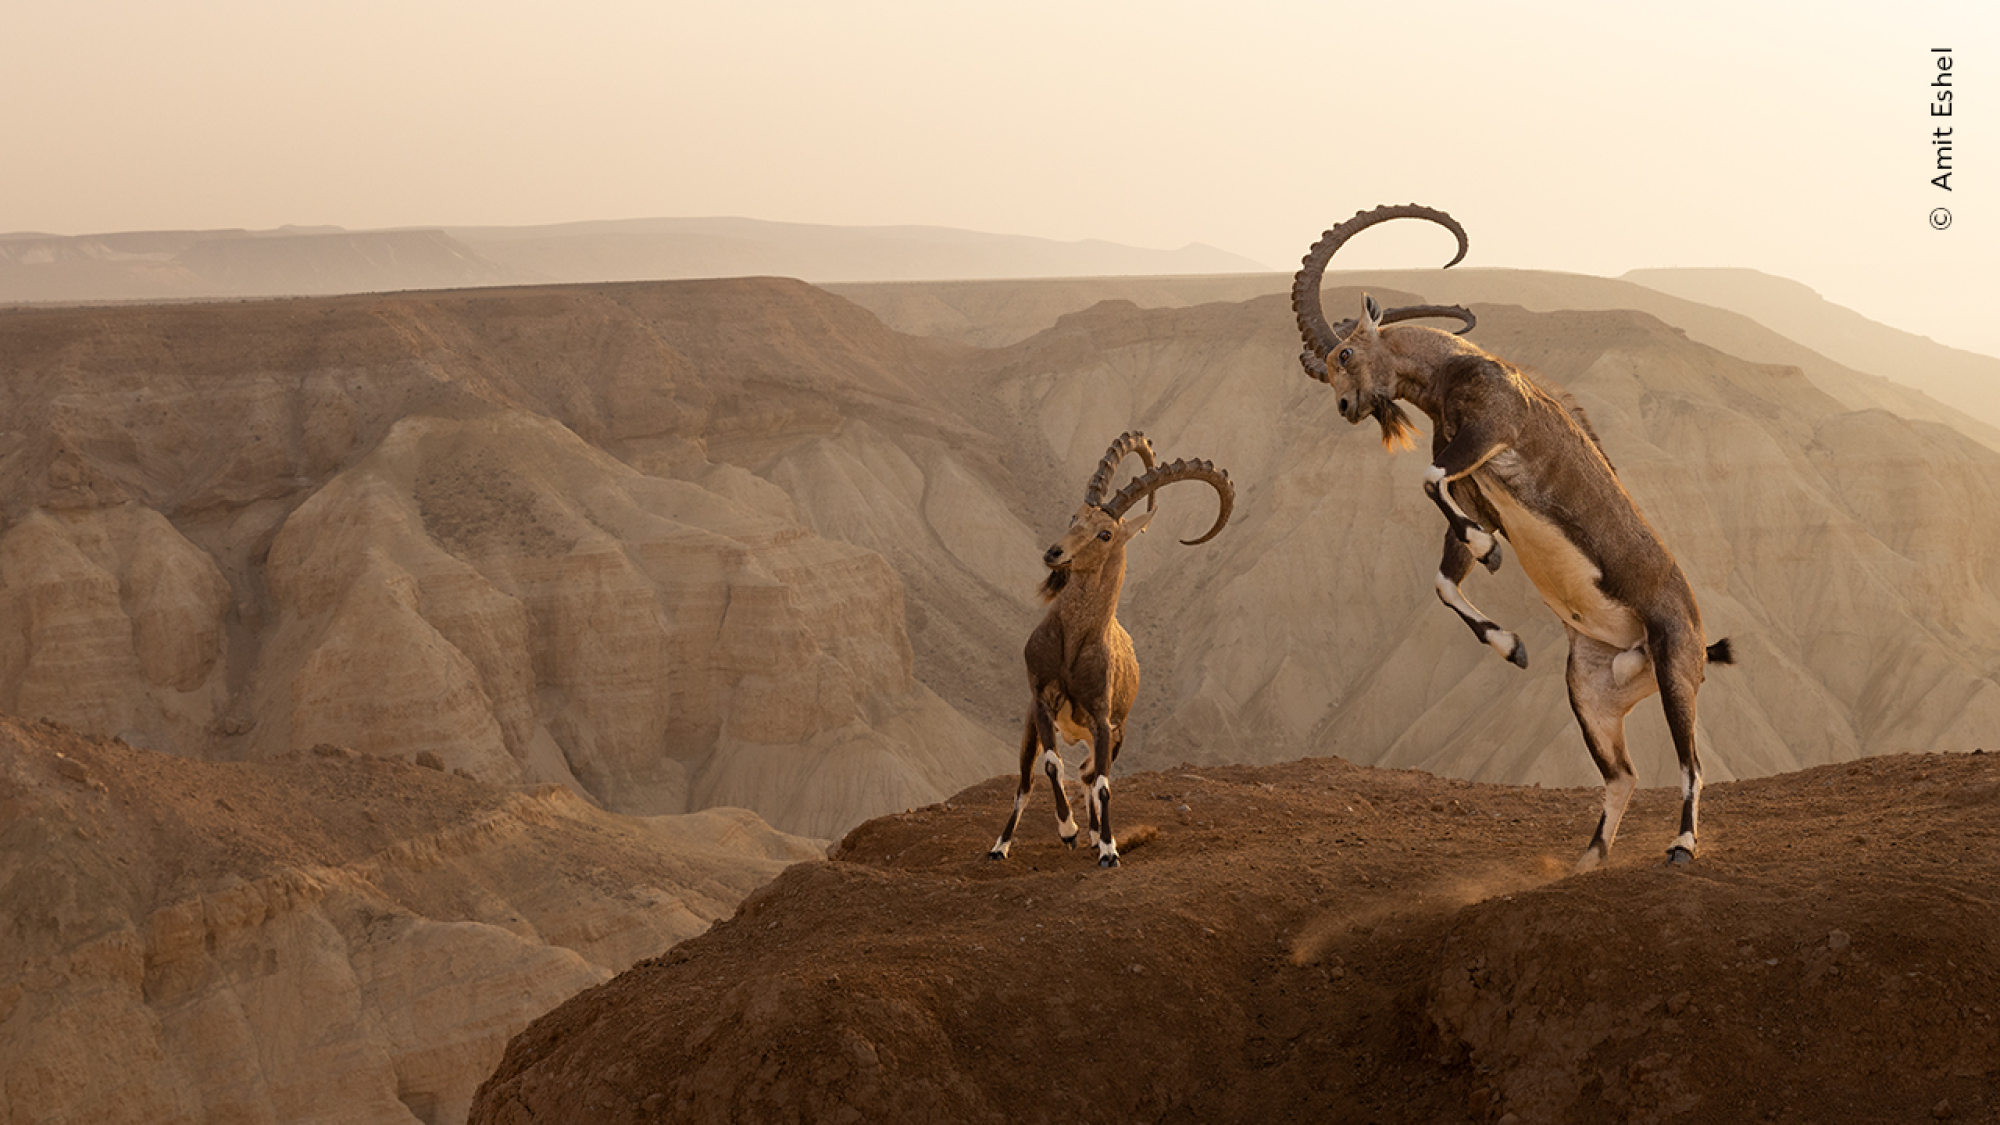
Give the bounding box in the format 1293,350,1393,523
8,1,1997,365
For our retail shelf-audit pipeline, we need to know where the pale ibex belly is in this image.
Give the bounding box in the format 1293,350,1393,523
1480,484,1646,651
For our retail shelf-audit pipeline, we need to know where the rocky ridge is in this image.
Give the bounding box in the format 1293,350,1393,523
471,748,2000,1124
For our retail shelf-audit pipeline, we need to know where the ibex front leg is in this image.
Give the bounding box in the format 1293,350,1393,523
1078,708,1120,868
988,699,1078,859
1422,429,1508,572
1434,530,1528,668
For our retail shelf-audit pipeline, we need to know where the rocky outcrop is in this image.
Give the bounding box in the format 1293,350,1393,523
469,751,2000,1125
0,504,232,755
251,407,992,835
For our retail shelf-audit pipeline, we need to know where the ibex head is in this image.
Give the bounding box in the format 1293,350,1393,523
1040,432,1234,599
1291,203,1478,450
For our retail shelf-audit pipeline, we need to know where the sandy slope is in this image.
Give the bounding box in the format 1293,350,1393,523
471,748,2000,1124
0,714,823,1125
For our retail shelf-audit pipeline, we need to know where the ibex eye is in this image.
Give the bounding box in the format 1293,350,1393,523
1338,347,1354,365
1097,529,1113,541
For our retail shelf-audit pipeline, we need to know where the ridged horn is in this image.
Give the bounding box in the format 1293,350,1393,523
1291,203,1471,377
1103,458,1234,545
1329,303,1478,339
1084,431,1158,512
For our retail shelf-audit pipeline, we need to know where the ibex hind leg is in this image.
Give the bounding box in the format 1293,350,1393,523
1653,633,1708,866
1566,630,1655,870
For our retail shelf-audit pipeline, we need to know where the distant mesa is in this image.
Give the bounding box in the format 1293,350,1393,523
0,217,1272,305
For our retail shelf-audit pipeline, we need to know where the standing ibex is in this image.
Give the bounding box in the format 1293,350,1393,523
1292,203,1733,869
988,432,1234,868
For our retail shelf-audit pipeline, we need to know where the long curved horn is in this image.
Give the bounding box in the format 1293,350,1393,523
1291,203,1470,375
1330,303,1478,338
1084,431,1158,511
1103,458,1234,545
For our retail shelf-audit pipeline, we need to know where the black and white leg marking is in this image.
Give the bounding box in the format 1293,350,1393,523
1422,453,1506,572
1045,746,1079,847
1652,630,1708,866
989,714,1034,859
1092,776,1118,867
991,702,1077,860
1562,625,1717,870
1435,533,1528,668
1082,717,1119,868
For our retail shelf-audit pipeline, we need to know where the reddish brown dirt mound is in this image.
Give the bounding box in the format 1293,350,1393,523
472,752,2000,1125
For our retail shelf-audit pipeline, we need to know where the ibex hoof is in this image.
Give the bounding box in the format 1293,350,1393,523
1480,544,1503,573
1098,854,1120,869
1506,638,1529,668
987,850,1006,861
1666,846,1694,866
1061,834,1078,850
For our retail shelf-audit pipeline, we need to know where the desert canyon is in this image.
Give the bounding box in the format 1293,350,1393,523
3,222,1999,1123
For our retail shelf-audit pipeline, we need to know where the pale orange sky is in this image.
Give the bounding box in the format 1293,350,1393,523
7,0,1997,360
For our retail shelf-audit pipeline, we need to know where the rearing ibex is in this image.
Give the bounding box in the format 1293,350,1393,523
988,432,1233,868
1292,203,1733,869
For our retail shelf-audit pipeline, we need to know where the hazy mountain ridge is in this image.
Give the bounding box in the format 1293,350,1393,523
0,228,510,303
836,266,2000,451
1623,265,2000,436
0,218,1268,306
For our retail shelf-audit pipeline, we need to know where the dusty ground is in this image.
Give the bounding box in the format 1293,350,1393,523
472,749,2000,1125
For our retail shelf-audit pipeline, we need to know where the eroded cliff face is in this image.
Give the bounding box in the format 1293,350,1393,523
9,273,2000,828
9,273,2000,826
0,716,824,1125
0,504,232,757
0,280,1007,839
251,407,971,835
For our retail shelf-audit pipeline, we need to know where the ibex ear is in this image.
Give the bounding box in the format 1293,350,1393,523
1363,294,1383,331
1120,509,1156,538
